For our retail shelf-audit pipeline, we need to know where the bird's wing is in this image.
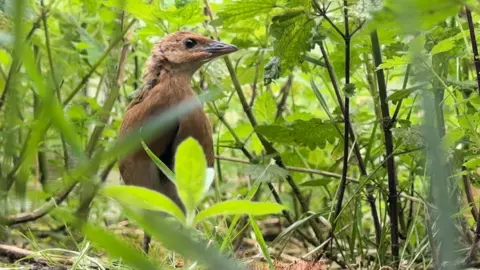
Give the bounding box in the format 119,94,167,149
118,89,180,197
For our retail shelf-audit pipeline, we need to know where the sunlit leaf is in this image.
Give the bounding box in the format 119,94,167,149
194,200,285,224
175,137,207,218
101,185,185,222
254,92,277,124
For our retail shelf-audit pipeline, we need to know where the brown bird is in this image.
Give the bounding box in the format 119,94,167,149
118,31,237,253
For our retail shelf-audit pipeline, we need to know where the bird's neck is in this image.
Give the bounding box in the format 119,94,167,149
129,67,194,108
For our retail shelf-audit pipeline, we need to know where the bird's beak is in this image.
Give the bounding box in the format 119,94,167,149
204,40,238,57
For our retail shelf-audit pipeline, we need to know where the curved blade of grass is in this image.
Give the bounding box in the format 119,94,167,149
249,215,273,268
194,200,285,225
142,141,176,183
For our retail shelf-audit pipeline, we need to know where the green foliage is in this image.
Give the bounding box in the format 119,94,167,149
256,118,338,150
270,9,314,71
175,137,208,220
254,91,277,124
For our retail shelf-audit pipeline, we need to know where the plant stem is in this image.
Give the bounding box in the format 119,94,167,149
465,7,480,94
370,30,399,264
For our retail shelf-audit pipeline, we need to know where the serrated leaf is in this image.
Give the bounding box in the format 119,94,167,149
255,118,338,150
431,38,454,55
254,92,277,124
194,200,285,224
270,9,314,71
175,137,207,219
217,0,279,24
263,56,281,85
101,185,185,222
240,163,288,182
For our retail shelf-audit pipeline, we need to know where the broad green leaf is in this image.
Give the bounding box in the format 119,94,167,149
175,137,207,217
101,185,185,222
464,157,480,170
217,0,279,24
299,178,334,187
378,55,411,69
255,118,338,150
83,223,159,270
387,88,417,103
239,163,288,183
194,200,285,224
270,9,314,71
142,141,176,184
123,206,243,270
254,92,277,124
431,38,454,55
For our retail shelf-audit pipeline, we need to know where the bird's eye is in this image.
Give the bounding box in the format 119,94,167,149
183,38,197,49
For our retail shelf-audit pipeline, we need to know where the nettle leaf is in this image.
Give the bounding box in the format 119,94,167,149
256,118,338,150
175,137,207,217
217,0,280,24
270,9,315,71
431,37,454,55
101,0,159,22
378,55,411,70
158,1,205,27
264,56,281,85
254,92,277,124
194,200,285,224
240,164,288,183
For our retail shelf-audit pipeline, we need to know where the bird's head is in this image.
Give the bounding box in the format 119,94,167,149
148,31,238,75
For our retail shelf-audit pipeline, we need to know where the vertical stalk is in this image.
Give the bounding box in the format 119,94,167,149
465,7,480,94
370,30,399,264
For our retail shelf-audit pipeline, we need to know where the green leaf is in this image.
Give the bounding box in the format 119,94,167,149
142,141,176,184
270,9,314,71
194,200,285,224
299,178,334,187
263,56,281,85
217,0,279,24
464,157,480,170
239,163,288,183
255,118,338,150
175,137,207,218
387,88,417,103
101,185,185,222
254,92,277,124
378,55,411,70
343,83,356,98
83,223,159,270
431,38,454,55
123,206,243,270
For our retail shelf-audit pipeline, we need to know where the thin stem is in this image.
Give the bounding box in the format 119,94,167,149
465,7,480,94
371,30,399,264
